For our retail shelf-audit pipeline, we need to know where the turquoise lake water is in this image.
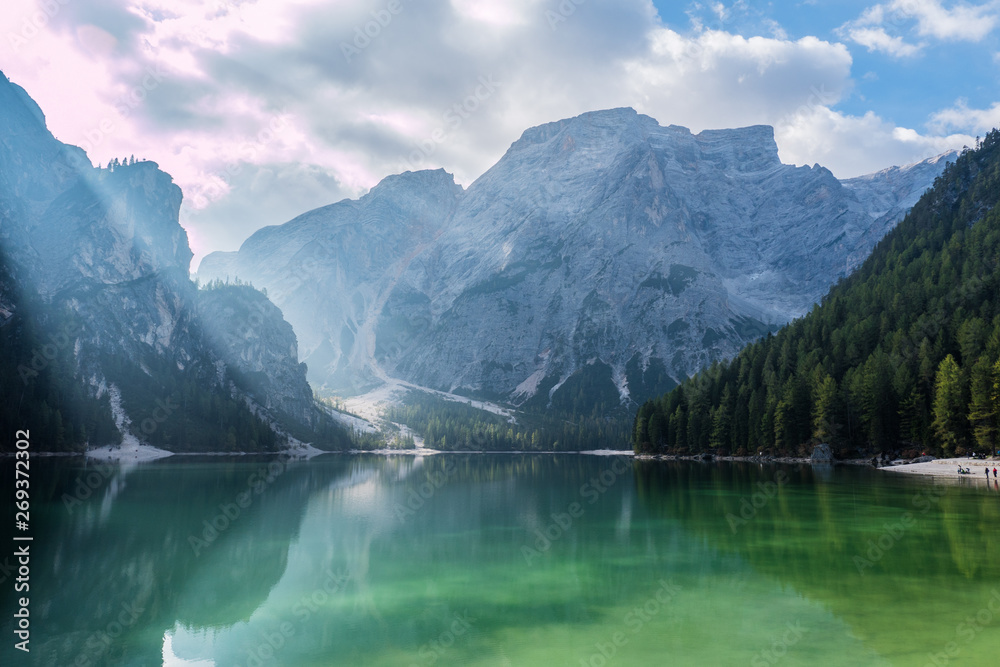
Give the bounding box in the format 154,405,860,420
2,454,999,666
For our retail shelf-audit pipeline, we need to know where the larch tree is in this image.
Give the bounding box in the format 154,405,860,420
932,355,966,455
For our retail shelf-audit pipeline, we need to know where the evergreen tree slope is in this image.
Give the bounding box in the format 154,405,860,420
635,130,1000,458
0,71,352,452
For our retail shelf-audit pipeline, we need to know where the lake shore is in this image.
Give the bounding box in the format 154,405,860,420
634,453,874,466
879,457,1000,479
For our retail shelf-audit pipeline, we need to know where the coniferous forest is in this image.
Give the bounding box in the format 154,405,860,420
0,252,356,453
635,129,1000,458
0,255,280,453
386,390,632,451
0,249,119,451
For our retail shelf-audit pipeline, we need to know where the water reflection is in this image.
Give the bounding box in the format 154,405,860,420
2,456,999,666
633,460,1000,663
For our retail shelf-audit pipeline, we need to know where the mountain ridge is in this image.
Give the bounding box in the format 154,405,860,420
0,71,350,452
634,130,1000,457
199,107,956,415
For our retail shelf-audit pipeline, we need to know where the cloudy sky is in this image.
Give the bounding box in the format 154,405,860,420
2,0,999,268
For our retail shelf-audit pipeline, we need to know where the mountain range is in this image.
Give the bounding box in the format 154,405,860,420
635,130,1000,458
0,69,962,453
199,108,954,414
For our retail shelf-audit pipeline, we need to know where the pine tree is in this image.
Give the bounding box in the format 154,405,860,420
709,384,734,453
634,402,651,450
968,356,997,451
812,374,839,443
932,355,966,455
958,319,987,363
774,386,793,450
648,411,665,449
917,338,937,392
898,387,930,448
988,357,1000,454
861,349,897,450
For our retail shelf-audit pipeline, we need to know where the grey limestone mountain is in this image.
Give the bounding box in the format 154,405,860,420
196,283,318,428
199,108,954,412
0,71,344,451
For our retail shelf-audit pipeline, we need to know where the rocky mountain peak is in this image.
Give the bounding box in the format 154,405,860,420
504,109,780,175
0,70,48,137
0,72,349,452
198,108,956,411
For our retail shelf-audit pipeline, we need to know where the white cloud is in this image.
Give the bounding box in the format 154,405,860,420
842,0,1000,53
777,105,973,177
449,0,544,27
622,30,853,130
929,100,1000,133
686,0,751,33
0,0,982,264
845,26,923,57
893,0,999,41
763,18,789,40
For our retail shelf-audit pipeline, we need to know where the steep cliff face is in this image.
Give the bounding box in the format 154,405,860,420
201,169,462,394
0,72,345,451
199,108,954,411
195,284,318,429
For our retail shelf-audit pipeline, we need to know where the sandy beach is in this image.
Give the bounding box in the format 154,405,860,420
880,457,1000,479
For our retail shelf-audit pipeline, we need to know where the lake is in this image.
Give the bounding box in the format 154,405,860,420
2,454,999,666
